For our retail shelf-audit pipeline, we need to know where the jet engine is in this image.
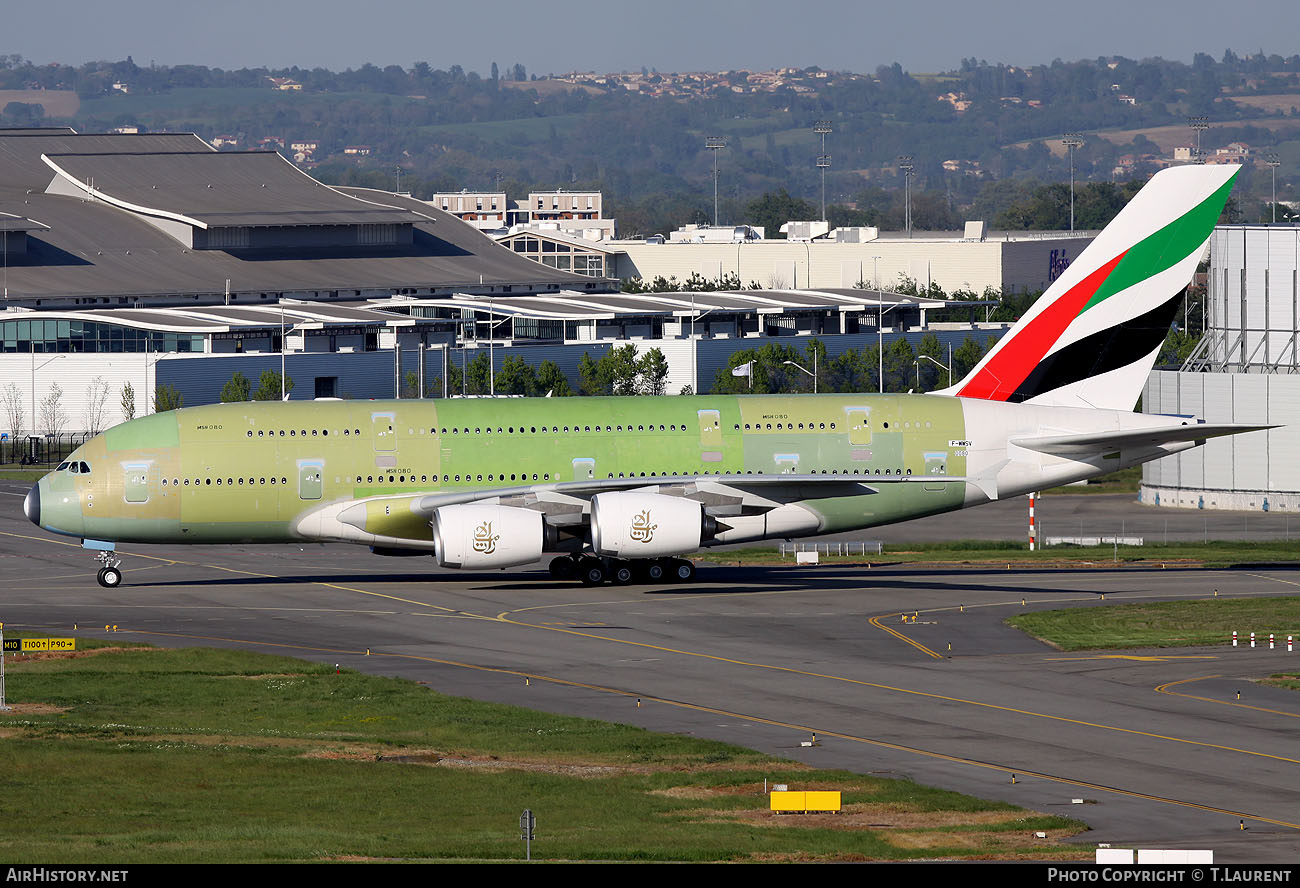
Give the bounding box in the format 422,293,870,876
431,504,554,569
590,492,716,558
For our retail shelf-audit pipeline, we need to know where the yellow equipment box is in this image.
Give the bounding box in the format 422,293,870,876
770,791,841,813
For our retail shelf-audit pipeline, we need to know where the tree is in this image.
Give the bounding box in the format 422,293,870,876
536,360,573,397
495,355,538,395
464,353,491,395
577,352,603,396
120,382,136,423
605,344,641,396
39,383,67,437
883,337,916,393
637,348,670,396
219,372,251,403
2,381,25,439
154,384,184,412
84,377,111,435
402,371,421,399
252,370,293,401
744,190,816,239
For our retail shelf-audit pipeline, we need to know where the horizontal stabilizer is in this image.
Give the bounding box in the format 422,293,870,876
1010,423,1273,456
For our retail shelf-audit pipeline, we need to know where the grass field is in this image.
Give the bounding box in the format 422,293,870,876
1006,597,1300,651
1263,673,1300,692
699,539,1300,568
0,639,1085,862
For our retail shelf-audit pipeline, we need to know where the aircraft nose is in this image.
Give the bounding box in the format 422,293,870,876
24,481,40,526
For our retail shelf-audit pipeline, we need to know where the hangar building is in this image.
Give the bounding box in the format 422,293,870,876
1142,223,1300,512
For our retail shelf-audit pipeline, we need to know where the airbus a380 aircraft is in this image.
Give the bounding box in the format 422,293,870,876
25,165,1268,588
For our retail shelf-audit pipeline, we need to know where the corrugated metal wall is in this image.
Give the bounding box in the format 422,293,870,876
1143,370,1300,505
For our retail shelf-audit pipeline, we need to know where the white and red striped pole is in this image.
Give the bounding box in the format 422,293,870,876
1270,633,1275,650
1028,493,1037,551
1251,632,1256,648
1233,630,1238,647
1289,635,1293,653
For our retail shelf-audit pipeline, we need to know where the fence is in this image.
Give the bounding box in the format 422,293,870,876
0,432,94,467
780,541,883,558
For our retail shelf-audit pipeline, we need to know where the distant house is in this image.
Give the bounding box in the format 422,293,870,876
111,82,129,94
212,135,239,149
289,139,318,165
258,136,285,150
110,125,139,134
268,77,302,91
343,145,372,156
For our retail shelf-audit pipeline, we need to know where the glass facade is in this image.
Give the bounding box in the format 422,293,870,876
506,235,606,277
1,319,205,354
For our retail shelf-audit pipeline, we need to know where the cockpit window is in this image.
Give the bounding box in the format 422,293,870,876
57,462,70,471
78,462,90,474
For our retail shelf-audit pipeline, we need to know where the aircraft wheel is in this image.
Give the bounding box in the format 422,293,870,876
579,559,607,586
610,562,635,585
642,560,666,583
549,556,577,580
97,566,122,589
669,559,696,583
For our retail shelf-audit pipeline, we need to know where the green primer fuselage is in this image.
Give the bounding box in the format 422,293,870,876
41,394,970,547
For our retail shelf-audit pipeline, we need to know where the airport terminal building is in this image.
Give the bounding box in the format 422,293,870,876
2,127,1019,441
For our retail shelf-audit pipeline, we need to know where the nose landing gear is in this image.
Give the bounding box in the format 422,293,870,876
94,549,123,588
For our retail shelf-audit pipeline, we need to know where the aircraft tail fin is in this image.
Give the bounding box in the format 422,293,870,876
938,164,1238,410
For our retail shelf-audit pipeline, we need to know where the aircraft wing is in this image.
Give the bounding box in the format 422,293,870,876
407,473,934,521
310,473,968,545
1009,423,1274,457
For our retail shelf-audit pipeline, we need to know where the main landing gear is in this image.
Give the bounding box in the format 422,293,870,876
94,549,123,588
548,554,695,586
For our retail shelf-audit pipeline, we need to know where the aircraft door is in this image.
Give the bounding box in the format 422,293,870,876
697,409,723,462
697,410,722,447
845,408,871,445
298,460,324,500
572,457,595,481
372,412,396,452
123,462,151,504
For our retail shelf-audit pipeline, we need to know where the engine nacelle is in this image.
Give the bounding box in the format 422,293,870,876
590,492,714,558
431,504,551,569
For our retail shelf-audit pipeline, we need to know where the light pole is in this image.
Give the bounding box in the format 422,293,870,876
705,136,727,226
1266,154,1281,223
1061,134,1083,231
898,155,915,237
279,306,314,401
813,120,832,223
782,356,817,394
914,354,951,390
870,255,887,392
1188,116,1209,164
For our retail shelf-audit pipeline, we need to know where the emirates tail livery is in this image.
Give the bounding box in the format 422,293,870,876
26,164,1267,587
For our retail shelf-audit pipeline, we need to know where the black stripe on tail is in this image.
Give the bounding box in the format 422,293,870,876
1004,288,1185,404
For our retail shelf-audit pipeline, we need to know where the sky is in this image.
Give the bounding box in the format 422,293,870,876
7,1,1300,76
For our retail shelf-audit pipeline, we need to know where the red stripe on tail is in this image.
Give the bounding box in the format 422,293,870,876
956,250,1128,401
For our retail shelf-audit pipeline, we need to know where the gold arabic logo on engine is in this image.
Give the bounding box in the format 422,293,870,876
629,509,657,544
472,520,500,555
